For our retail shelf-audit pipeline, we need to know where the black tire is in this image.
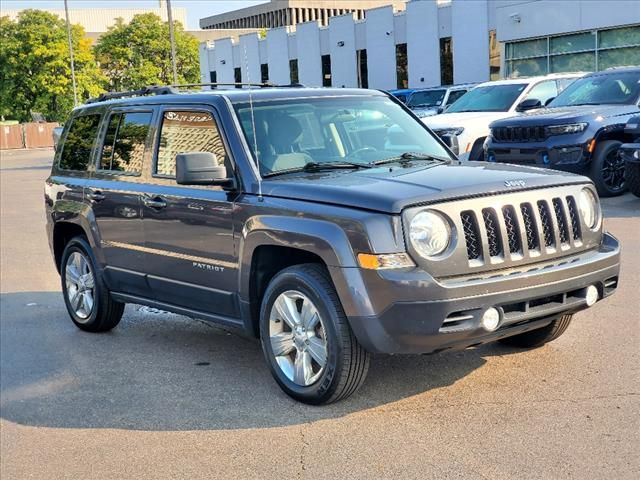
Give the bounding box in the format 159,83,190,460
259,264,370,405
625,161,640,198
498,314,573,348
590,140,626,197
468,137,486,161
60,236,124,332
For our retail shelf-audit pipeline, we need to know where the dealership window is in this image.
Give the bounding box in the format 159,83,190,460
321,54,332,87
289,59,299,84
489,30,501,80
260,63,269,83
505,24,640,77
396,43,408,89
210,71,217,83
357,49,368,88
234,67,242,87
440,37,453,85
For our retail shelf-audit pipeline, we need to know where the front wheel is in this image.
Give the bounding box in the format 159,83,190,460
61,236,124,332
498,314,573,348
259,264,370,405
590,140,626,197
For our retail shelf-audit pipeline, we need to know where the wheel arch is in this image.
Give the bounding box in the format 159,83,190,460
52,221,92,273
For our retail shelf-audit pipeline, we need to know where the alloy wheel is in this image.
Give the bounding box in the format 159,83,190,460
269,290,328,387
602,149,626,192
65,251,95,320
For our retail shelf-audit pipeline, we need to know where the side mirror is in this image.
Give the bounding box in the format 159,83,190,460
544,97,555,107
436,106,445,114
516,98,542,112
176,152,233,187
440,133,459,156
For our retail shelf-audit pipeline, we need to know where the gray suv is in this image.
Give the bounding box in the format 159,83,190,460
46,85,621,404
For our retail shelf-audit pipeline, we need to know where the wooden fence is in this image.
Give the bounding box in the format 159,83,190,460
0,122,59,150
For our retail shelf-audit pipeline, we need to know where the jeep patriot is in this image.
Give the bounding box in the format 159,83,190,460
46,85,621,404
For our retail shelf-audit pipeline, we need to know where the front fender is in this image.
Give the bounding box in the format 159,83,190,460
238,215,358,300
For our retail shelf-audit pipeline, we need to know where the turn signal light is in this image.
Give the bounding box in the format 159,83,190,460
357,253,415,270
587,139,596,153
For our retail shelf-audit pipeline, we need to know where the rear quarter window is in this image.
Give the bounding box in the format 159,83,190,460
58,114,102,171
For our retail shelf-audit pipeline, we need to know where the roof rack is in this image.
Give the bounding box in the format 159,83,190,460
86,86,178,104
85,82,307,104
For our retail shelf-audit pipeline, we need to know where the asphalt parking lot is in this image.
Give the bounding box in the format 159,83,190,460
1,148,639,479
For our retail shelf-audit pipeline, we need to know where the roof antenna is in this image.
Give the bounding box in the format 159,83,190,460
243,43,263,201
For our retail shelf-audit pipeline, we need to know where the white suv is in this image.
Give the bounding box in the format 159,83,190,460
422,73,584,160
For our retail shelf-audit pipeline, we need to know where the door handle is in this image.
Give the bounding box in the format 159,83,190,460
143,196,167,209
87,190,105,202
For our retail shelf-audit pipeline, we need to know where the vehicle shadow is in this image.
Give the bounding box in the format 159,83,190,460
1,291,523,432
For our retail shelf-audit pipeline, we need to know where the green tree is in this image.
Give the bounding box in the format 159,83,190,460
94,13,200,91
0,10,105,122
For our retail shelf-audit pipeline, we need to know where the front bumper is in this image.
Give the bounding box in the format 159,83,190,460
339,232,620,354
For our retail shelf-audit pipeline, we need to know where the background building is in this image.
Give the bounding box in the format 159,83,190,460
200,0,406,29
199,0,640,90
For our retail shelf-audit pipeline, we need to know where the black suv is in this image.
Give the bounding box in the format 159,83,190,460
485,67,640,197
46,85,620,404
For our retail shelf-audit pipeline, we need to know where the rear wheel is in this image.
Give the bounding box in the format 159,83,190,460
498,314,573,348
259,264,370,404
61,236,124,332
590,140,626,197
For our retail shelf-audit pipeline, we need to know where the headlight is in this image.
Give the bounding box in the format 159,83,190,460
545,123,588,136
409,211,451,257
433,127,464,137
578,187,600,230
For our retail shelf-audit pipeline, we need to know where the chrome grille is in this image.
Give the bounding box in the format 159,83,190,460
460,194,582,263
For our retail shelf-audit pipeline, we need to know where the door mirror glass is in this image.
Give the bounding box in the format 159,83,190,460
176,152,230,186
516,98,542,112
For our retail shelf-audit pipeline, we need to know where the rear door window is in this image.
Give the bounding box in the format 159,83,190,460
446,89,468,106
99,112,152,175
59,114,102,171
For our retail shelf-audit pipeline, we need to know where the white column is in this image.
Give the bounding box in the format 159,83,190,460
329,14,357,87
213,38,235,87
296,21,322,86
238,33,262,86
407,0,440,87
365,6,396,90
452,0,490,84
267,27,291,85
199,42,211,87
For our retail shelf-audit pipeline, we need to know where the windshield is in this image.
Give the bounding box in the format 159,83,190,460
234,96,452,176
407,89,447,108
446,83,528,113
548,71,640,107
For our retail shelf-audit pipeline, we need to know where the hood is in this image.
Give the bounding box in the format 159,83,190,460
260,162,588,214
411,107,439,118
491,104,640,127
422,111,513,129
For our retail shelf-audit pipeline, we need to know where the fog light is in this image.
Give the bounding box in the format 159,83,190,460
585,285,599,307
481,307,500,332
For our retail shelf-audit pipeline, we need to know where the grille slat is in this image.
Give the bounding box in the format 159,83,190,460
566,195,582,242
537,200,555,248
520,203,539,251
552,198,570,245
460,211,481,260
502,206,522,254
482,208,503,258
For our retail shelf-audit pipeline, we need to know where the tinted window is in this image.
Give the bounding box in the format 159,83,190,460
156,110,228,177
59,114,101,171
99,112,152,174
446,83,528,113
446,89,468,106
524,80,558,105
549,71,640,107
407,89,447,108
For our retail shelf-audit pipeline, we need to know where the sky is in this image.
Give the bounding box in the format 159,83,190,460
1,0,270,29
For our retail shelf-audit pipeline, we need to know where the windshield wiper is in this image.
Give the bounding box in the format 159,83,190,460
370,152,452,167
262,160,372,178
